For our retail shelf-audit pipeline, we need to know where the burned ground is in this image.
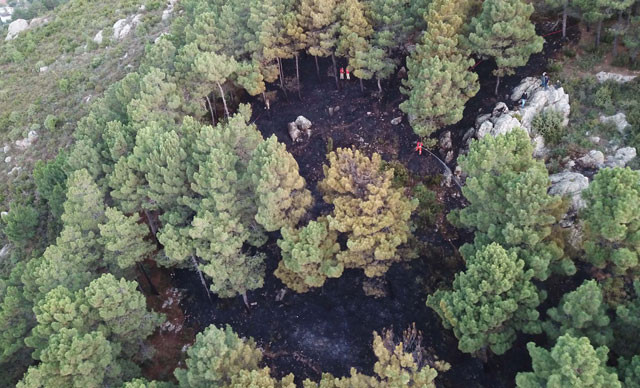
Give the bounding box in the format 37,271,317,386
162,18,581,388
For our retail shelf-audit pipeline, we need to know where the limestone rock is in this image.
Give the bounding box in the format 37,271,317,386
577,150,605,169
5,19,28,41
288,122,301,142
15,131,38,150
39,66,48,73
476,120,494,138
490,114,522,137
4,156,11,163
444,150,454,164
29,17,48,28
93,30,103,44
390,116,402,125
295,115,312,131
604,147,636,168
492,102,509,117
439,131,452,150
532,135,549,159
600,112,630,134
113,15,143,41
475,113,491,128
510,77,542,101
549,172,589,211
8,166,21,175
163,0,179,21
596,71,637,83
2,145,9,153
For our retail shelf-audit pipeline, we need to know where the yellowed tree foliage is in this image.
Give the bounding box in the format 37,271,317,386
319,147,417,278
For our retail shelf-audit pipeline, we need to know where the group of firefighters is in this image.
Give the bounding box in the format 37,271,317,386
339,67,351,80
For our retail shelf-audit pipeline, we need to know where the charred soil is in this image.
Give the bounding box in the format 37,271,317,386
162,18,580,388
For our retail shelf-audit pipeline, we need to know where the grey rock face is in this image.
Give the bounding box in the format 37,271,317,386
549,172,589,211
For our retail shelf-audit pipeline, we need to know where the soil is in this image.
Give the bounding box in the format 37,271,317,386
157,18,581,388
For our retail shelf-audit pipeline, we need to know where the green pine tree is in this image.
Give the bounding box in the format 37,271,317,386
467,0,544,94
516,335,621,388
427,243,542,355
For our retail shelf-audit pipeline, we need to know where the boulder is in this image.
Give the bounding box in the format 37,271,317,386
444,150,454,164
5,19,28,41
475,113,491,129
595,71,637,83
490,114,522,137
29,17,48,28
492,102,509,117
113,19,129,40
2,145,9,153
532,135,549,159
39,66,48,73
549,172,589,211
604,147,636,168
93,30,103,44
295,115,312,130
15,131,38,150
577,150,605,169
390,116,402,125
288,122,302,142
600,112,630,134
510,77,542,101
439,131,452,150
475,120,494,139
4,156,11,163
8,166,21,175
589,136,601,144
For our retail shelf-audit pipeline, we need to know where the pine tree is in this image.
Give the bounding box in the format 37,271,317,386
192,52,238,118
618,355,640,388
275,218,343,292
516,335,622,388
188,144,266,298
336,0,373,90
2,203,39,247
17,329,120,388
613,281,640,357
174,324,263,388
546,0,575,38
449,129,571,280
80,274,164,358
303,330,438,387
297,0,340,81
581,167,640,275
122,379,176,388
467,0,544,94
427,243,542,355
624,16,640,64
227,369,296,388
34,153,68,238
246,135,313,232
400,0,479,142
0,284,34,362
543,280,613,347
319,148,418,278
99,208,155,271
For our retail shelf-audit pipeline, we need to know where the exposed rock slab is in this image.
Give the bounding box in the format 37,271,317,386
549,172,589,211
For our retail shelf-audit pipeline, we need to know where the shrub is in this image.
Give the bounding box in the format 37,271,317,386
44,115,58,131
532,110,565,145
594,84,613,110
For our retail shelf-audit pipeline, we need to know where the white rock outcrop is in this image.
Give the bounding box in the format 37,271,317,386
596,71,637,83
162,0,179,21
93,30,103,44
5,19,28,41
577,150,605,169
467,78,570,159
600,112,630,134
604,147,637,168
15,130,39,150
113,14,143,41
549,172,589,212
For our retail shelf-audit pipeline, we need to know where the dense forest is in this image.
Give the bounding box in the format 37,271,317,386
0,0,640,386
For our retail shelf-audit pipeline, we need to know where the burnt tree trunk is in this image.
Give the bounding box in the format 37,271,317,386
137,262,159,295
205,94,216,124
331,53,339,90
562,2,568,38
191,256,212,303
495,76,501,96
295,53,302,100
314,56,320,80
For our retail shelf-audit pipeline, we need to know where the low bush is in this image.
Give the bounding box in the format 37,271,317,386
532,110,565,145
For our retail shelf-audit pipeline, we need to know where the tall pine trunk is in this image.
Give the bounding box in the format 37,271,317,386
314,56,320,80
377,78,382,94
277,58,288,99
137,262,159,295
596,19,602,47
217,82,229,118
191,256,212,303
562,2,567,38
331,53,339,90
612,12,622,57
359,78,364,92
295,53,301,100
495,76,501,96
205,94,216,124
144,209,157,236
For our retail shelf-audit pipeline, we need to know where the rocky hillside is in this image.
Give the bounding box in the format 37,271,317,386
0,0,176,204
